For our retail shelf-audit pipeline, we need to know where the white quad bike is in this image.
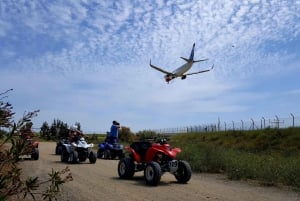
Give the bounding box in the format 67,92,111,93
61,137,97,164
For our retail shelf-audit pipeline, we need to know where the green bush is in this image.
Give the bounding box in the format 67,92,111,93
171,129,300,189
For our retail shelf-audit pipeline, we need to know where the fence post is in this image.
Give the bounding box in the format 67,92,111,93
251,118,254,130
241,120,244,130
275,115,279,128
291,113,294,127
261,117,265,129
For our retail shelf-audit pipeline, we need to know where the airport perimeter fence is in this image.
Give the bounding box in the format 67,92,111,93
151,114,300,135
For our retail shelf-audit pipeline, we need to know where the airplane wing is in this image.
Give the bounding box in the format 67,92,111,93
149,60,173,75
184,64,214,76
193,58,209,63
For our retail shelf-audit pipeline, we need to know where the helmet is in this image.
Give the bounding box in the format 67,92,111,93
70,125,77,131
112,120,120,125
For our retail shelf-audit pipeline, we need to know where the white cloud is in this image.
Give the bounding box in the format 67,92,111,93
1,0,299,132
0,20,11,37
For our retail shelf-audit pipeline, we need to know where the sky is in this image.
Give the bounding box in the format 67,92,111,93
1,0,300,133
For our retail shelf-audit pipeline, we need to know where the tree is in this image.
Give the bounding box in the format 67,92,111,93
119,126,136,143
0,89,14,128
40,121,50,139
136,130,159,141
0,89,72,200
41,120,83,140
47,119,69,140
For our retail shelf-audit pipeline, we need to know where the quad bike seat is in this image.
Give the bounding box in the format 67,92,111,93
130,141,152,161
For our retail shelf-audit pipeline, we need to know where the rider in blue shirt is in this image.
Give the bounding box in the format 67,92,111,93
109,120,120,143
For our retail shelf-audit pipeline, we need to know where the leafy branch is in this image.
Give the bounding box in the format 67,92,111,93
0,89,72,200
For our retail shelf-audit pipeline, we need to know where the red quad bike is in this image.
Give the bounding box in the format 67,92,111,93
118,139,192,186
20,138,39,160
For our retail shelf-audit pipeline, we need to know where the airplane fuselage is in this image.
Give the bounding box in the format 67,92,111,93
164,61,193,82
172,61,193,76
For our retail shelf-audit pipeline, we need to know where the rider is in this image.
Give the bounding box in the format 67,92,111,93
20,122,34,140
69,125,84,144
109,120,120,144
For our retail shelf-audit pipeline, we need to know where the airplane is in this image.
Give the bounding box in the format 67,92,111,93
150,43,214,83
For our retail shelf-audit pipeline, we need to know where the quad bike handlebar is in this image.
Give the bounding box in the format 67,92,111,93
156,138,168,145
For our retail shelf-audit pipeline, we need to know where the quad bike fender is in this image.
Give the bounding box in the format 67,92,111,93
166,147,182,159
171,147,181,154
126,147,141,162
98,142,105,149
71,142,78,148
32,141,39,148
63,144,72,153
145,147,182,161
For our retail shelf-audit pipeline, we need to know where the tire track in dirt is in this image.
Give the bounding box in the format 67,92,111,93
20,142,299,201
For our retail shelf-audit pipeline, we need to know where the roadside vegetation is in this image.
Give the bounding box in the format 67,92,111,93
170,128,300,190
0,89,72,201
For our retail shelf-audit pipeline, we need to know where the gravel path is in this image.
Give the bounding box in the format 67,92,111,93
19,142,300,201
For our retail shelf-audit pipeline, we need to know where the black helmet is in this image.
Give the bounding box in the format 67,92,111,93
112,120,119,125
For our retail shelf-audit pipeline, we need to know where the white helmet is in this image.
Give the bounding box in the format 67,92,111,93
70,125,77,131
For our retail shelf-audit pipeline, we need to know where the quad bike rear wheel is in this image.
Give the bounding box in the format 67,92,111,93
103,149,111,159
97,149,104,159
118,158,135,179
144,161,162,186
174,160,192,183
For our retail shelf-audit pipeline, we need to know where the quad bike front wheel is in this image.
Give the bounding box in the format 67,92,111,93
144,161,162,186
118,152,125,159
69,150,79,164
174,160,192,183
118,158,135,179
61,149,69,162
89,151,97,164
31,148,39,160
97,149,104,159
55,145,62,155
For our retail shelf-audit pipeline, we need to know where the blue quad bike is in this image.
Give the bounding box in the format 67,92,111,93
97,141,125,159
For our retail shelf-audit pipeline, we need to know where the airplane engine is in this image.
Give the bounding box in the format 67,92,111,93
181,75,187,80
165,74,175,83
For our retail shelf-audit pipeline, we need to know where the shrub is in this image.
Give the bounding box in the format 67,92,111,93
0,89,72,200
171,131,300,189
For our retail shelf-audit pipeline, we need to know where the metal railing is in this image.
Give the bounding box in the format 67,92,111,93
151,113,300,135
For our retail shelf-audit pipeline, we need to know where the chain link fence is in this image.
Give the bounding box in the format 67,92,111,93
151,114,300,135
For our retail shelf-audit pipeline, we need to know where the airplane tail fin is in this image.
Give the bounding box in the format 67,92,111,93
180,43,209,63
189,43,195,61
180,43,195,62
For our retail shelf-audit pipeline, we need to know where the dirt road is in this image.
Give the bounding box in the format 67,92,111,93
19,142,299,201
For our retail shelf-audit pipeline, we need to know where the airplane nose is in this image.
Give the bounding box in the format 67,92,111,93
164,74,174,83
165,77,171,83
